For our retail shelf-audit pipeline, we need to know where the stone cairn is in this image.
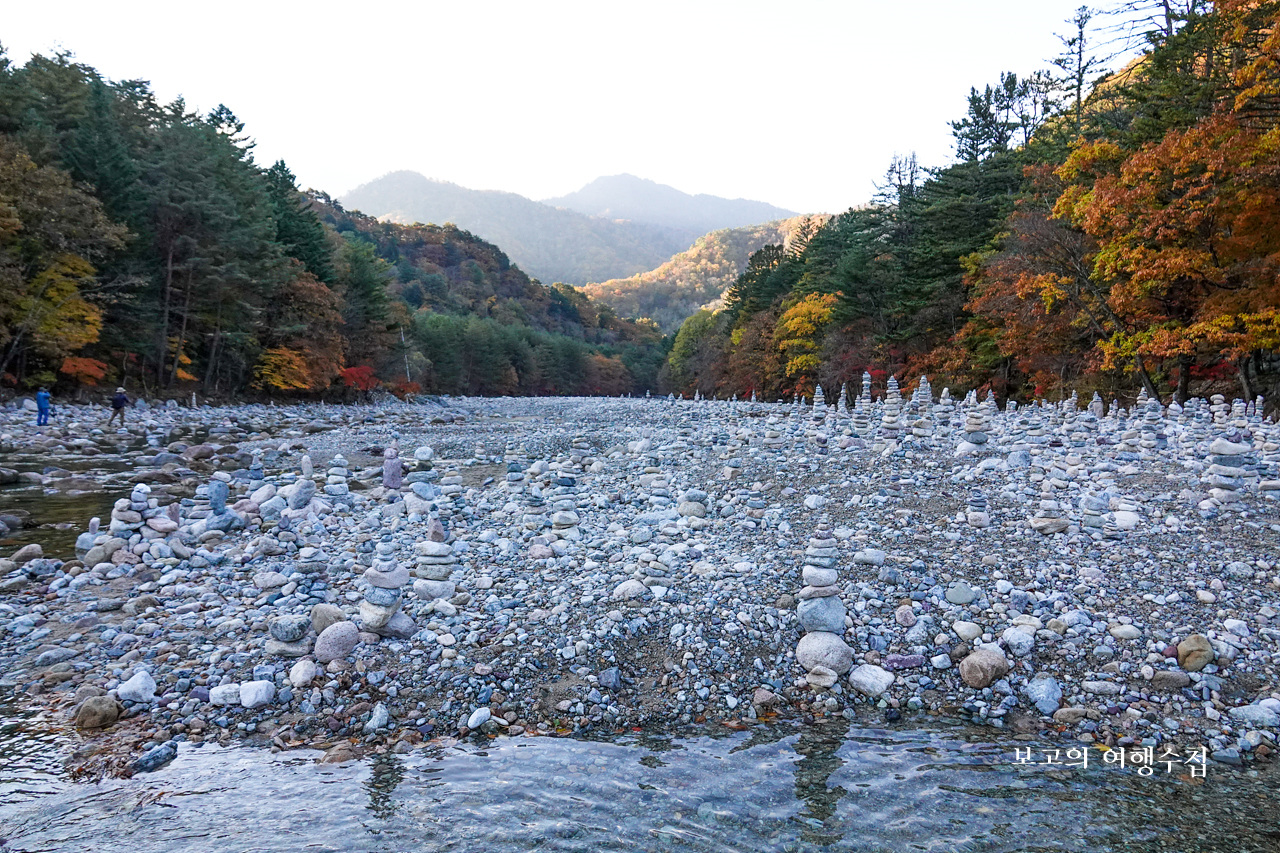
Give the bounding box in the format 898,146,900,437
520,486,549,532
548,475,582,540
677,487,709,529
324,455,352,506
958,395,991,455
795,520,851,685
413,522,457,602
361,535,413,639
1029,483,1069,535
1203,434,1257,508
966,490,991,528
382,447,403,491
878,376,903,442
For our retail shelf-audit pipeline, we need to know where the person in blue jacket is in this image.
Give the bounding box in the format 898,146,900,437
36,387,51,426
107,386,129,427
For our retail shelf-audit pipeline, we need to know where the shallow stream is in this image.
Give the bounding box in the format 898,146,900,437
2,696,1278,852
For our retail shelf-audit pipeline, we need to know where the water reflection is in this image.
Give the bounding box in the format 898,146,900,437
364,752,405,819
791,725,847,845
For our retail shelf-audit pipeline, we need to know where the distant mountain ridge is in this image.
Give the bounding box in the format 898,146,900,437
582,216,827,332
339,172,797,287
543,174,798,235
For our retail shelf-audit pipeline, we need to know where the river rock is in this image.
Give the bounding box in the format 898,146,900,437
848,664,895,697
315,620,359,663
1177,634,1215,671
74,695,121,729
240,680,276,708
310,603,345,635
795,631,853,675
117,669,157,704
959,647,1009,688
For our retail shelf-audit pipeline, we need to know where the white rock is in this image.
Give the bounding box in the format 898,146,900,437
848,664,896,697
209,684,241,706
116,670,156,704
240,680,276,708
289,659,320,688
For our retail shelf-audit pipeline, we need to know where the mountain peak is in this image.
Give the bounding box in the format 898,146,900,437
543,176,797,234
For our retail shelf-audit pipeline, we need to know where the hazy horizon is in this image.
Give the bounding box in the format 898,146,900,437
4,1,1138,213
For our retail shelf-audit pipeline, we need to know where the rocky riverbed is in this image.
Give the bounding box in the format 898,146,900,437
1,384,1278,777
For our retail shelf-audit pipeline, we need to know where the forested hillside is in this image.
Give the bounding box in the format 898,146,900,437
341,171,698,285
581,216,826,331
0,49,666,398
663,1,1280,406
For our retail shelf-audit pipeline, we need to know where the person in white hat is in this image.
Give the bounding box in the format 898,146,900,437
107,386,130,427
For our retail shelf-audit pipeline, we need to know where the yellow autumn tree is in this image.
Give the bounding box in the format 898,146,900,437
776,292,838,396
252,347,313,391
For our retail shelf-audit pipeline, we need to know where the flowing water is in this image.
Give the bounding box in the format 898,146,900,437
2,695,1278,853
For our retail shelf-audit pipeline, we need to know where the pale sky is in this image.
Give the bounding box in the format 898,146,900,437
4,1,1127,214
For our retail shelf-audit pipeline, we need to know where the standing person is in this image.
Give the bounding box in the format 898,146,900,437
35,387,51,426
107,386,129,428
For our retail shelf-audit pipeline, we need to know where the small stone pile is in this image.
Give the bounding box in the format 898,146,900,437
1029,484,1069,535
108,485,150,539
382,447,403,491
1203,435,1257,508
795,520,852,686
965,490,990,528
324,455,352,505
413,524,458,602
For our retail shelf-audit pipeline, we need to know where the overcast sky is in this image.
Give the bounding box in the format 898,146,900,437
4,1,1128,214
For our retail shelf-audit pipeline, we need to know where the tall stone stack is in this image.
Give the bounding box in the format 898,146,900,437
1138,399,1165,457
569,436,592,469
520,486,549,532
438,468,464,509
646,473,674,509
361,536,413,639
1210,394,1230,426
763,416,786,450
879,376,903,441
909,377,935,441
548,475,582,540
795,521,852,685
1089,392,1105,418
812,384,826,419
1260,422,1280,501
850,395,872,439
1079,491,1108,536
934,388,956,438
861,370,873,404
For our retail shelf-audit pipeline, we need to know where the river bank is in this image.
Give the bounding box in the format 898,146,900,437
1,391,1277,780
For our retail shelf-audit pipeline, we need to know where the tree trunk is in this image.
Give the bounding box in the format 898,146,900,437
1133,356,1160,403
168,271,194,388
157,243,174,386
1177,354,1191,403
204,302,223,394
1238,357,1255,401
